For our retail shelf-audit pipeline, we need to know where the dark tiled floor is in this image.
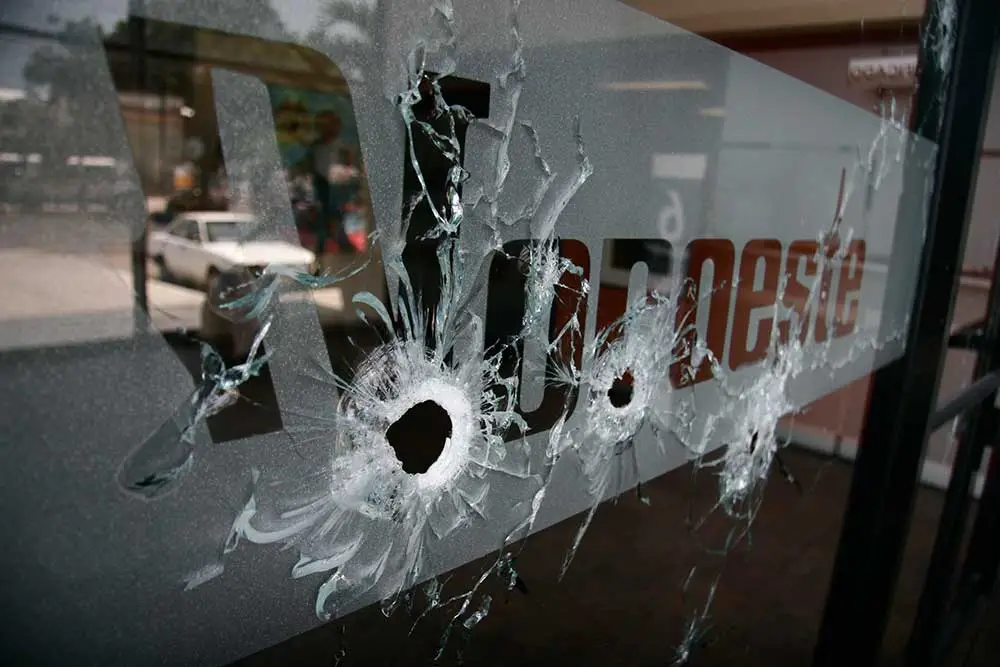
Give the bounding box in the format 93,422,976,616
228,446,1000,667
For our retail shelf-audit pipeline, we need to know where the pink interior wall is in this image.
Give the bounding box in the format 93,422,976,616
742,42,1000,465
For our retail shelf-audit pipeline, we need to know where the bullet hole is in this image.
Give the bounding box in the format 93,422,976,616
386,400,452,474
608,370,634,408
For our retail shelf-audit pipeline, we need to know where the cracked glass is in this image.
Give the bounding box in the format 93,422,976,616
0,0,945,664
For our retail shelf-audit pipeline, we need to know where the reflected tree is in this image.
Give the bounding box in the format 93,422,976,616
21,18,123,163
102,0,292,204
305,0,377,82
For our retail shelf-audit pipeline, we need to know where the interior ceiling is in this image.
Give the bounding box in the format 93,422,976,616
620,0,924,36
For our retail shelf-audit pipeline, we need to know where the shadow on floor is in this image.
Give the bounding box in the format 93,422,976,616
227,446,995,667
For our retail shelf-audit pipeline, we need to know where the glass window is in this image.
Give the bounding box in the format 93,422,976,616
203,219,250,242
168,217,199,241
1,2,958,667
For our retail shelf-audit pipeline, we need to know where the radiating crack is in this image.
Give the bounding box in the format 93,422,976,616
117,318,272,499
114,1,928,664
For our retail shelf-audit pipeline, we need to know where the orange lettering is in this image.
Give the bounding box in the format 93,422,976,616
778,240,819,345
671,239,735,388
813,236,840,343
729,239,781,369
834,240,866,338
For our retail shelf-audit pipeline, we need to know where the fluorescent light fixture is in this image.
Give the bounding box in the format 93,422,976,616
599,80,707,91
0,152,23,163
81,156,116,167
699,107,725,117
67,156,117,167
0,87,26,102
652,153,707,180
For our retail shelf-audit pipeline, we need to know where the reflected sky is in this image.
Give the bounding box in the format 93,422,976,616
0,0,347,90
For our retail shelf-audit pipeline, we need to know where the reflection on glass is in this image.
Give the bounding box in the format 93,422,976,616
0,14,382,350
202,219,250,242
0,1,946,666
268,84,368,257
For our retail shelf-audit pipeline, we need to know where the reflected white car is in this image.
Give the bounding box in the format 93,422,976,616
148,211,315,288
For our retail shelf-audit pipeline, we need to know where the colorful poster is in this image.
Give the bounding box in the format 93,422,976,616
266,84,368,254
268,86,360,165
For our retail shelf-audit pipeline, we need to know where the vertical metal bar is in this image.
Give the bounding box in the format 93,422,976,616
960,439,1000,595
128,0,149,327
920,448,1000,664
908,155,1000,666
159,73,168,196
812,1,1000,665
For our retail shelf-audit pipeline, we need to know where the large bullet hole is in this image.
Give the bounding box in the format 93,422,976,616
608,370,634,408
386,400,452,474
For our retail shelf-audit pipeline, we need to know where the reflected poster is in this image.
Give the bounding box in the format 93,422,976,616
267,84,369,254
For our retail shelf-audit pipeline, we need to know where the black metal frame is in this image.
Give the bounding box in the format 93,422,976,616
814,0,1000,665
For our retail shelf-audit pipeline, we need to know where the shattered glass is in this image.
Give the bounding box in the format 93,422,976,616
0,0,941,664
118,320,272,498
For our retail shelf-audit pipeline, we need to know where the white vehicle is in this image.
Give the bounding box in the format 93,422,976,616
148,211,315,289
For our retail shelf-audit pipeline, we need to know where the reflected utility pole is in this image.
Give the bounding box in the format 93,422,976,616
128,0,149,331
